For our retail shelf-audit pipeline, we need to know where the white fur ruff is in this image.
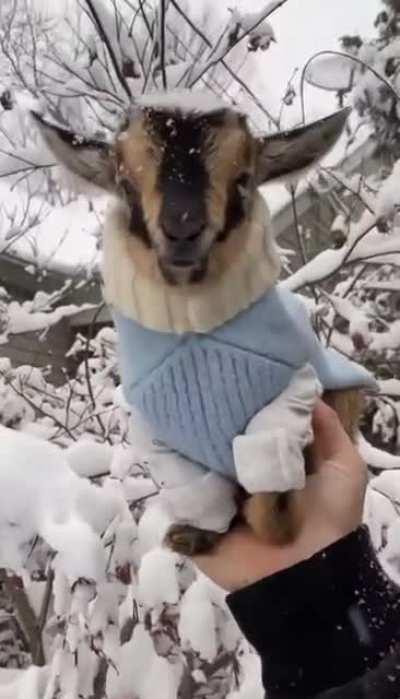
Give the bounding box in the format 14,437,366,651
102,194,281,333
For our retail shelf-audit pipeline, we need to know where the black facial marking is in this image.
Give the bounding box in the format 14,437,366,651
120,179,151,247
146,110,223,241
218,176,248,242
162,132,207,191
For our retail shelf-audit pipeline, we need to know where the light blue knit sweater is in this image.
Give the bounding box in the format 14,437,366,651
114,286,376,480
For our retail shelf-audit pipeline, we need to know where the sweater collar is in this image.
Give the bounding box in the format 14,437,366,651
102,194,281,334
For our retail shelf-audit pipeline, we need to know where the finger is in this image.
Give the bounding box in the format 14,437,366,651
310,400,361,471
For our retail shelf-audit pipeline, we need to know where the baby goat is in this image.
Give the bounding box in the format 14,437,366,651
32,91,375,554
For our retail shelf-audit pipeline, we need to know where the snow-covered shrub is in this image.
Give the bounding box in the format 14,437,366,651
0,321,250,698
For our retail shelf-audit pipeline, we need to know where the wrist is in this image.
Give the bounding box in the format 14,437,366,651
232,527,350,591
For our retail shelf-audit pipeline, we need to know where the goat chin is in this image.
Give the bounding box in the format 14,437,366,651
243,388,363,546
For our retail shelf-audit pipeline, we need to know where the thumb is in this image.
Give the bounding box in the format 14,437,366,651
310,400,362,472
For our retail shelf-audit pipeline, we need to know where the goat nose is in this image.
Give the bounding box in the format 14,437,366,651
163,215,205,242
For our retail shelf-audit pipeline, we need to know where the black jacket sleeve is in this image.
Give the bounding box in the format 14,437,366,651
315,647,400,698
226,527,400,698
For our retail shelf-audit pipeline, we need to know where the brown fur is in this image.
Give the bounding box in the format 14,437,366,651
205,114,255,234
323,389,364,439
244,389,363,546
243,491,304,546
115,116,163,243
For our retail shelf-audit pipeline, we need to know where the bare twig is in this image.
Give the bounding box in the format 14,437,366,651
189,0,289,88
138,0,154,40
0,570,45,666
290,185,308,267
159,0,168,90
83,303,109,441
0,370,77,441
320,166,375,215
83,0,132,99
38,567,55,634
169,0,278,126
289,185,321,323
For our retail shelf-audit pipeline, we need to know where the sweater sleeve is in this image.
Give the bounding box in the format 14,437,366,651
233,364,321,493
227,527,400,698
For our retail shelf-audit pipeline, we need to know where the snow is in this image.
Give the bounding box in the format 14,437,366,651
359,433,400,470
376,160,400,216
364,280,400,291
372,471,400,504
140,656,180,699
138,548,180,608
136,502,173,556
106,624,180,699
0,426,119,580
231,4,278,35
281,211,400,292
65,440,113,477
227,649,264,699
230,7,276,50
321,292,371,348
158,470,237,533
369,320,400,353
110,444,141,480
5,299,94,336
178,580,218,662
379,379,400,397
122,476,157,503
137,90,228,115
0,666,49,699
42,517,105,582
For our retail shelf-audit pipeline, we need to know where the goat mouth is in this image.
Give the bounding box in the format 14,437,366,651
158,257,208,285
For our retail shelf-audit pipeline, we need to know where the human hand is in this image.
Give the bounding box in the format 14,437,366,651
192,400,367,592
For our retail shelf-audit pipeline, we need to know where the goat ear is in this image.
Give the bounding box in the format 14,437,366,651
256,108,351,185
31,112,115,190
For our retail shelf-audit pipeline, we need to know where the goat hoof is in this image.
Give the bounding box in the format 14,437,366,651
165,524,222,556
